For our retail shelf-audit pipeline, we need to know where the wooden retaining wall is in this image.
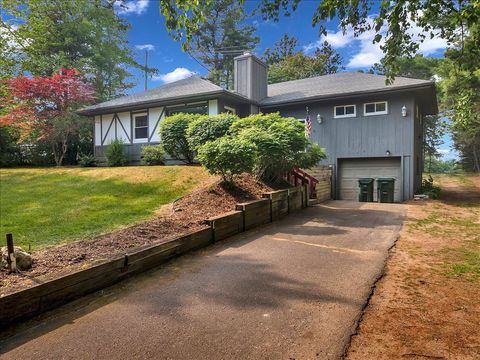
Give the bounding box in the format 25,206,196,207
236,199,270,231
307,166,332,203
206,210,244,242
263,190,288,221
0,185,311,326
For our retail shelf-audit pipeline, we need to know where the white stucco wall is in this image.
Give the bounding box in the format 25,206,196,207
148,107,164,143
94,115,101,146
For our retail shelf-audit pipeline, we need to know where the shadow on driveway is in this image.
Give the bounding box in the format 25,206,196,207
0,200,405,360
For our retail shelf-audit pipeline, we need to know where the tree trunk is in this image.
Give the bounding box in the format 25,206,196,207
473,144,480,173
52,143,60,166
52,139,68,166
57,139,68,166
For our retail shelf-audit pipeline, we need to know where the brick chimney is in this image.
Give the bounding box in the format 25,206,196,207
233,51,268,102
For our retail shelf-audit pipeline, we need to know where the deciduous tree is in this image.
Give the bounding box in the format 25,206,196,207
0,69,95,166
158,0,478,81
0,0,149,100
267,41,342,83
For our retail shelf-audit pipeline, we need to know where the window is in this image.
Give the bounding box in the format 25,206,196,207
134,113,148,139
364,101,388,115
334,105,356,118
166,104,208,116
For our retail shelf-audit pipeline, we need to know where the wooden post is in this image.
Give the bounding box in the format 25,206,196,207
6,233,16,273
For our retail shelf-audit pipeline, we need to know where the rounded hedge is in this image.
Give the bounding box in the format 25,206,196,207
186,113,239,151
197,136,256,182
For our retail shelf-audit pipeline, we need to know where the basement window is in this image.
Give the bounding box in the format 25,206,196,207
364,101,388,115
134,113,148,139
334,104,356,118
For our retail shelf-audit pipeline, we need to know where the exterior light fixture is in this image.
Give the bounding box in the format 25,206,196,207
401,105,407,117
386,150,391,156
317,113,323,124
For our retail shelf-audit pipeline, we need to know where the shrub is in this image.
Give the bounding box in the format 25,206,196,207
186,113,239,151
298,143,327,169
141,145,165,165
105,139,128,166
418,175,441,199
197,136,256,183
159,113,199,163
78,153,97,167
230,113,327,181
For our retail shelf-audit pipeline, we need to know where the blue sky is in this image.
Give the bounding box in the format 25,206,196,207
121,0,447,93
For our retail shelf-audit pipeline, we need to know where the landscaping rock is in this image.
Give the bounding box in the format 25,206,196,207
1,246,33,271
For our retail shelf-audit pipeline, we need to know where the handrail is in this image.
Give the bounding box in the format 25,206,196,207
294,168,319,184
286,168,319,199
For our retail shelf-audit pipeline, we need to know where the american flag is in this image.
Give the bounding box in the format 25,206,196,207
305,114,312,137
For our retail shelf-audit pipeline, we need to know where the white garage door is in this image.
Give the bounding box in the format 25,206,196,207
338,158,402,202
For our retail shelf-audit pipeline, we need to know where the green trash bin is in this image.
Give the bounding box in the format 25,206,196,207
358,178,374,202
377,178,395,203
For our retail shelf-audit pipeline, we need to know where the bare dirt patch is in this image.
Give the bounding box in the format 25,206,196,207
347,174,480,360
0,173,283,295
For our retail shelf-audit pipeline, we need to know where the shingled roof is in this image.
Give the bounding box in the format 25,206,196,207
79,76,227,114
80,72,435,115
261,72,434,106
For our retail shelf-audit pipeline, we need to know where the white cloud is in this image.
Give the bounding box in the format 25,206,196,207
136,44,155,51
152,67,195,83
416,35,448,55
303,15,447,69
0,24,22,49
304,30,354,53
114,0,149,15
347,43,384,68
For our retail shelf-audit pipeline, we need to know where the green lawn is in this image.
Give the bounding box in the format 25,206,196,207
0,166,212,250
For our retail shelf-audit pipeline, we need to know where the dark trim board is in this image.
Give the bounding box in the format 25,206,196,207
117,113,131,143
101,115,115,146
148,107,165,142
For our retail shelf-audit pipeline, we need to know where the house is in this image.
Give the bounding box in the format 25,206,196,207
79,52,438,202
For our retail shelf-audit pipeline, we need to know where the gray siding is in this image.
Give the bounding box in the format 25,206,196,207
265,92,420,200
234,58,249,98
234,54,267,102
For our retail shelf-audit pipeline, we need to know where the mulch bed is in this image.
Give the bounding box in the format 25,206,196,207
0,174,285,295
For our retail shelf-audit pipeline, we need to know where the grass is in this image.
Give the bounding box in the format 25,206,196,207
0,166,212,250
411,173,480,282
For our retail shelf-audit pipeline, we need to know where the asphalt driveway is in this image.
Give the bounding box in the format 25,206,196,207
0,201,405,360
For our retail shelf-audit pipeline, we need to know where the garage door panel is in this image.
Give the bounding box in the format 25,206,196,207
339,158,401,202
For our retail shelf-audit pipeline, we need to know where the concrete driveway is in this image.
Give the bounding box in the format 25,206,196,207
0,201,404,360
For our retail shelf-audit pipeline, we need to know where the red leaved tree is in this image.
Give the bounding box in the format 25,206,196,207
0,69,94,166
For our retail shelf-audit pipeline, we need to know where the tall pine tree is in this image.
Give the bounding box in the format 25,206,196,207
187,0,259,89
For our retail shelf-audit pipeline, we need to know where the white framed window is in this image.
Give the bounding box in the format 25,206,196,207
166,104,208,116
133,112,148,139
334,104,356,118
364,101,388,115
